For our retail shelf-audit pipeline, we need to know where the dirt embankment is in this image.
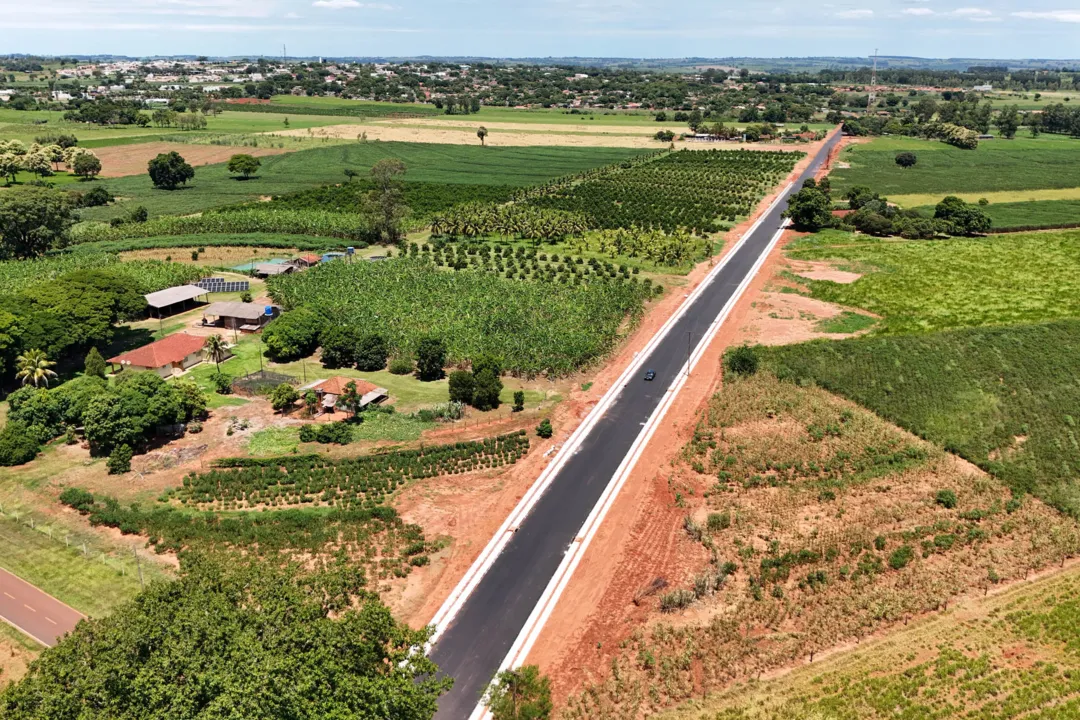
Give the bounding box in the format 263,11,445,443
94,142,290,178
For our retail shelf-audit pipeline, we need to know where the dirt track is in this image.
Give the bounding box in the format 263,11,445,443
94,142,289,178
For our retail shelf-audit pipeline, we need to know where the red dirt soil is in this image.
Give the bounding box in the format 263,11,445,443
94,142,290,178
522,130,845,700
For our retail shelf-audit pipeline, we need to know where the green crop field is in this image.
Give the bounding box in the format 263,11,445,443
786,229,1080,334
830,135,1080,197
759,318,1080,517
79,142,646,220
937,198,1080,231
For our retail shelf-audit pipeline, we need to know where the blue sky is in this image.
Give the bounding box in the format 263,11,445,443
1,0,1078,59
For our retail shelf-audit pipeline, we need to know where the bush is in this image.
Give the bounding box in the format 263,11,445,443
659,588,696,612
106,444,133,475
298,421,353,445
725,345,759,377
0,423,41,466
888,544,915,570
484,665,553,720
211,371,232,395
536,418,553,439
448,370,475,404
59,487,96,513
79,185,113,208
935,489,958,509
270,383,299,413
895,151,918,169
388,357,413,375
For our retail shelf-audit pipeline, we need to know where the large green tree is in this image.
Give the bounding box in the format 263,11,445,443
484,665,553,720
364,158,410,244
783,184,834,231
0,554,451,719
226,153,261,179
147,151,195,190
0,186,74,259
263,308,323,362
414,336,447,382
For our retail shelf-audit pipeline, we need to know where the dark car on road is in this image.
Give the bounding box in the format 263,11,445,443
644,369,657,381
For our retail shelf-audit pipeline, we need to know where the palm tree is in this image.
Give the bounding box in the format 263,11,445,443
16,349,57,388
203,334,228,370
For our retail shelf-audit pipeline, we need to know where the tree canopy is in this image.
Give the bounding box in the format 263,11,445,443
0,554,451,720
0,186,74,259
147,151,195,190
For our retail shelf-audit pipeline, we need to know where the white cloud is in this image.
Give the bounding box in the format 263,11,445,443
1012,10,1080,23
835,8,873,19
902,7,934,15
952,7,993,17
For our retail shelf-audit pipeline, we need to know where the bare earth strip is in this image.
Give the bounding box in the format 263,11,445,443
94,142,291,178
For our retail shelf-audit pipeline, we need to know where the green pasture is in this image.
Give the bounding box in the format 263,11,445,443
830,135,1080,197
79,142,645,220
760,318,1080,517
0,108,368,147
787,228,1080,334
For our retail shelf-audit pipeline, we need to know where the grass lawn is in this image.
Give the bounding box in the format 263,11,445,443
813,310,876,334
80,141,646,220
759,318,1080,518
787,228,1080,334
0,518,150,617
247,426,300,456
895,186,1080,207
830,135,1080,197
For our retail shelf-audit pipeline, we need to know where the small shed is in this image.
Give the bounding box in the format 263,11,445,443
293,254,322,268
302,376,388,413
202,302,279,332
109,333,213,378
144,285,208,318
253,263,295,278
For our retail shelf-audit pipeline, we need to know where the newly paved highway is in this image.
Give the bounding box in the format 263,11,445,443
430,131,843,718
0,567,84,647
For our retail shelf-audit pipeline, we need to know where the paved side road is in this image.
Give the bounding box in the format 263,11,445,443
430,132,843,719
0,568,84,647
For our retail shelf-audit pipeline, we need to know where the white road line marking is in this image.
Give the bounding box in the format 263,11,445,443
45,617,57,625
23,604,36,612
3,592,14,600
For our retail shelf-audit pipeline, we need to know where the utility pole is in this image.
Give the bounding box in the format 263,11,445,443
867,49,879,112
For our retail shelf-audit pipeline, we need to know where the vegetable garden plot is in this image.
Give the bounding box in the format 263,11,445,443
176,430,531,509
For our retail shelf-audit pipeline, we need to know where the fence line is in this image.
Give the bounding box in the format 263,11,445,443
0,501,160,588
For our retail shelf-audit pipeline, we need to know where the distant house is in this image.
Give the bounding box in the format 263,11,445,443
109,333,214,378
302,376,388,413
293,254,322,268
202,302,279,332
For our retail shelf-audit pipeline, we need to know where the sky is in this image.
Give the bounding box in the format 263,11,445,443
0,0,1079,60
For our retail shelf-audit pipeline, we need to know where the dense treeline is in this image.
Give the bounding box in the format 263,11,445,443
0,554,451,719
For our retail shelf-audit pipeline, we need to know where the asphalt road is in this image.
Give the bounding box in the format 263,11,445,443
0,567,84,647
430,132,842,719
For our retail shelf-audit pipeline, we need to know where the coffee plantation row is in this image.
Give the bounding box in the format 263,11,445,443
175,431,531,509
527,148,803,234
404,240,667,286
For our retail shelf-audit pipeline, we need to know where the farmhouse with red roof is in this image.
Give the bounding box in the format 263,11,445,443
109,333,220,378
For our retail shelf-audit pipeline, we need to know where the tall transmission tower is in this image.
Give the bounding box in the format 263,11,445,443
867,49,879,112
283,44,287,63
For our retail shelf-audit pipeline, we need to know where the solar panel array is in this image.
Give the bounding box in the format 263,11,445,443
196,278,250,293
